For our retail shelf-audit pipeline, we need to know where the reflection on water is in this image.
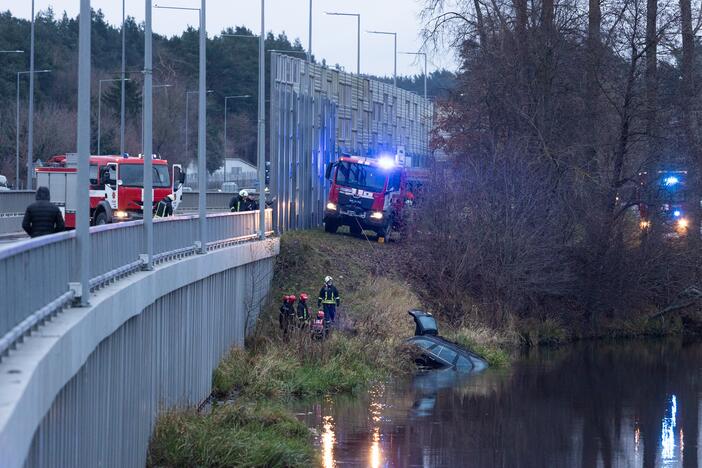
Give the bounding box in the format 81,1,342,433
296,339,702,467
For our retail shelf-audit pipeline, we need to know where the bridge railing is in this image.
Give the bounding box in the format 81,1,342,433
0,210,272,357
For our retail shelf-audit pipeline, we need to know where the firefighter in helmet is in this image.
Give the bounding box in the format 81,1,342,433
318,276,340,324
230,189,255,212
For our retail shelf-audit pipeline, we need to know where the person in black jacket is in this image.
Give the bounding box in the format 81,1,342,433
22,186,65,238
318,276,341,324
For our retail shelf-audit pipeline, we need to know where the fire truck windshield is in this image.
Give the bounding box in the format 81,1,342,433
119,164,171,188
335,161,387,192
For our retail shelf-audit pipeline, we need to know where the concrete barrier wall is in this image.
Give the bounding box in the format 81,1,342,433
0,237,278,468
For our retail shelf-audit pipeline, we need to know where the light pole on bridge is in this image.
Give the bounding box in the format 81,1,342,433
400,51,428,99
325,12,361,75
367,30,398,88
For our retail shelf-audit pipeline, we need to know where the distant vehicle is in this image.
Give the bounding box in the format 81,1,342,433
638,170,690,234
0,175,10,191
36,154,185,227
220,182,239,193
181,186,193,192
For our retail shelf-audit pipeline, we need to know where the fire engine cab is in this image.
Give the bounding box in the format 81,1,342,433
324,155,414,240
36,154,185,228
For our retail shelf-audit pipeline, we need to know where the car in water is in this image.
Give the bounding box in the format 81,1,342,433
406,309,488,372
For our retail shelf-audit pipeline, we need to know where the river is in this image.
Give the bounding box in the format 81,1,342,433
295,339,702,467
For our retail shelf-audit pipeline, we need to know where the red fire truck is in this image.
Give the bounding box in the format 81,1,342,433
324,155,421,240
36,154,185,228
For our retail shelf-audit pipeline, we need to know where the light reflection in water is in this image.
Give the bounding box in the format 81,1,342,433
322,415,335,468
369,385,385,468
661,395,678,462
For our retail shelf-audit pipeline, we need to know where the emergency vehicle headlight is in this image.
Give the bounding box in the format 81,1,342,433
640,220,651,230
678,218,689,229
114,210,129,219
326,202,337,211
370,211,383,220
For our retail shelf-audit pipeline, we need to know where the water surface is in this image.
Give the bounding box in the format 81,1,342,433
296,339,702,467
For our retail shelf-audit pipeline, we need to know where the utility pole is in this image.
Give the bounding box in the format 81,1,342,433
76,0,91,306
27,0,36,190
16,69,50,190
308,0,313,62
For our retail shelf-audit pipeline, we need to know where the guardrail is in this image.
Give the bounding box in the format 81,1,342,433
0,209,272,358
0,191,236,215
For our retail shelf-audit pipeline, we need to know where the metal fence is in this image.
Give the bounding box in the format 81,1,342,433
269,53,434,233
0,210,272,357
0,191,235,215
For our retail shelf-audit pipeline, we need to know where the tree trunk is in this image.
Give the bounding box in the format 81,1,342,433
585,0,601,172
680,0,701,243
645,0,658,163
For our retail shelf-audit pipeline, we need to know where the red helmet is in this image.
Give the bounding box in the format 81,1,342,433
286,295,297,303
300,293,309,302
317,310,325,319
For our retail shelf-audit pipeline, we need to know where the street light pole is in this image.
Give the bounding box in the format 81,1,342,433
400,51,428,99
308,0,312,62
76,0,91,306
367,30,397,87
27,0,36,190
143,0,154,269
258,0,266,239
198,0,207,253
224,95,252,163
120,0,127,156
325,12,361,75
185,89,213,165
16,69,50,190
99,78,130,155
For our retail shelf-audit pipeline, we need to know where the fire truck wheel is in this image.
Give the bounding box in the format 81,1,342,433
324,221,338,234
94,211,109,226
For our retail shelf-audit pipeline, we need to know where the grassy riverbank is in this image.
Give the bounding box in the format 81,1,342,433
148,229,518,466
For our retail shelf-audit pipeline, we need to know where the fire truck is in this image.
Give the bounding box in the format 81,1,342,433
638,170,689,234
36,154,185,228
323,155,421,240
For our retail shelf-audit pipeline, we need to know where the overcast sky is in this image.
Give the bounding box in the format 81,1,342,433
5,1,457,77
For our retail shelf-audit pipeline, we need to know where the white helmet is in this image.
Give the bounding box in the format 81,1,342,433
324,276,333,284
239,189,249,197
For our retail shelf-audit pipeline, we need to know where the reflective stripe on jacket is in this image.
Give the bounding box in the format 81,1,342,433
318,285,340,305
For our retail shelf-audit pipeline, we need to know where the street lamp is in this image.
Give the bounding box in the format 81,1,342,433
16,69,51,190
325,12,360,75
367,30,397,88
28,0,36,190
156,3,208,253
141,84,174,151
185,89,213,161
120,0,127,157
400,51,428,99
98,78,131,155
258,0,266,239
224,95,252,165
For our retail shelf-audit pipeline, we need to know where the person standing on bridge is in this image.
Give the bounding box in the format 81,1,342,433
22,186,65,238
230,189,257,212
318,276,341,324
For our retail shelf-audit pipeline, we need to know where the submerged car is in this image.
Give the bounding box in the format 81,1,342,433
406,310,488,372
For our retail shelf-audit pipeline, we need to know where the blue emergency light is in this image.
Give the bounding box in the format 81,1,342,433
664,176,680,186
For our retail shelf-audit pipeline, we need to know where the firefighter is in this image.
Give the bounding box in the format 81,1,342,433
311,310,329,340
155,193,175,218
317,276,340,324
279,295,296,338
230,189,249,212
297,293,310,328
